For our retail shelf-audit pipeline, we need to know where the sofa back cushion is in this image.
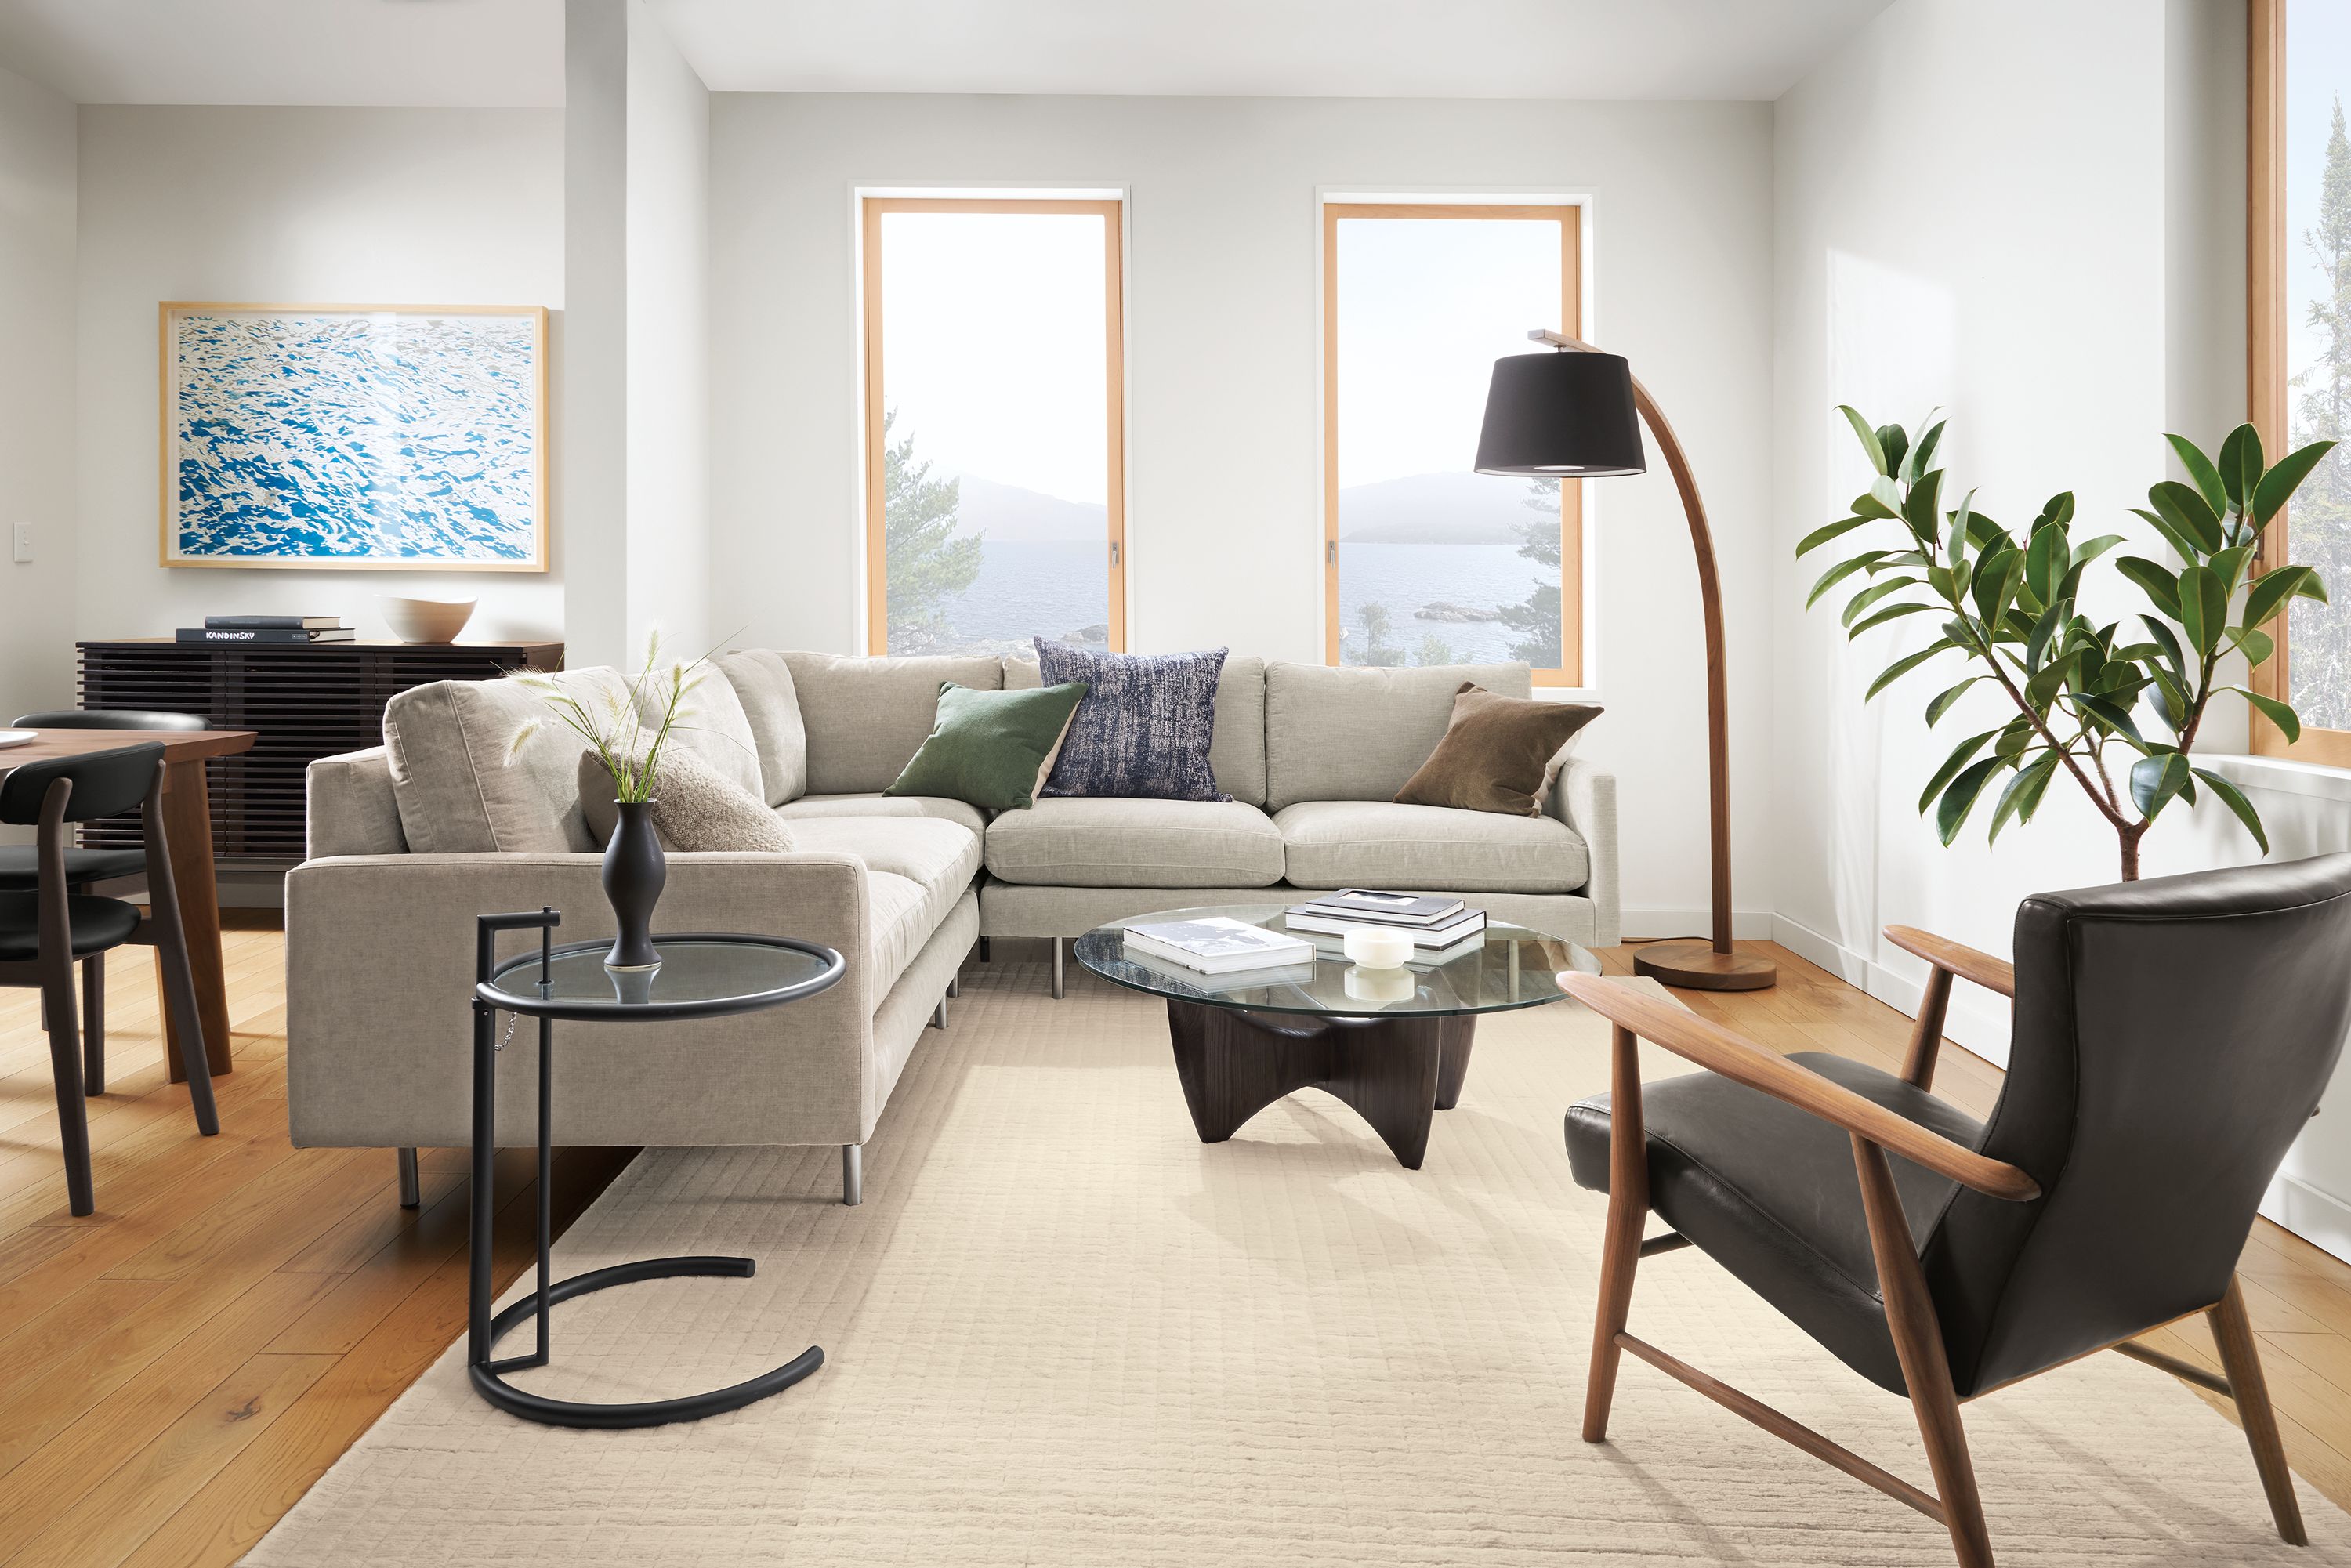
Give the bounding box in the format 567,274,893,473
714,649,807,806
1005,653,1269,807
382,667,634,853
783,652,1004,794
1262,661,1533,813
634,660,764,802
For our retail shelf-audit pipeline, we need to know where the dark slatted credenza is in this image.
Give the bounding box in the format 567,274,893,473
76,639,563,871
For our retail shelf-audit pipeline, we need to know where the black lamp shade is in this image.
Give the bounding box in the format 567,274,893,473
1473,350,1646,477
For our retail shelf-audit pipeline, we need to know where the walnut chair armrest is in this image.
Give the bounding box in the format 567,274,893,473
1884,925,2015,998
1559,972,2040,1203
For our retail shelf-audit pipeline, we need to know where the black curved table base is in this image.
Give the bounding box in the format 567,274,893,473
472,1256,824,1429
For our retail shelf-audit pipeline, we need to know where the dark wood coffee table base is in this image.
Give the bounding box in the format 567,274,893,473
1166,1001,1478,1169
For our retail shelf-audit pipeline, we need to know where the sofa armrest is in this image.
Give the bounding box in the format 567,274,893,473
284,849,879,1150
307,747,405,858
1549,755,1619,948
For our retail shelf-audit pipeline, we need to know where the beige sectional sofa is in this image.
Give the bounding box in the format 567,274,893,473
285,650,1616,1204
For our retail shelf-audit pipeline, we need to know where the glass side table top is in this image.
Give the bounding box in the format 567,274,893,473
480,934,845,1023
1072,904,1600,1018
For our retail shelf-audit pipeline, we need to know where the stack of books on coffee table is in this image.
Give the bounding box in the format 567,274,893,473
1282,889,1488,961
1121,916,1316,988
178,614,354,644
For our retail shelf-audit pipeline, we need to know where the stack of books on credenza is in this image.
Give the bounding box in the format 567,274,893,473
1283,889,1488,965
178,614,354,644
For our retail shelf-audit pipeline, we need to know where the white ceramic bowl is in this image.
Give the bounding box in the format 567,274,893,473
1342,925,1415,970
1343,965,1416,1005
379,595,476,644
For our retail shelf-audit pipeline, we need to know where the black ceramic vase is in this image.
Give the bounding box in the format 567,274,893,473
602,799,666,970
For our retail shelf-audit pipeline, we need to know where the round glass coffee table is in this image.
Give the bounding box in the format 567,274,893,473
468,911,846,1429
1074,904,1601,1170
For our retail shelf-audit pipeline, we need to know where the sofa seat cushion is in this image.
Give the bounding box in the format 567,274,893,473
984,798,1284,889
775,791,986,840
863,871,936,1005
783,817,982,945
1275,799,1588,894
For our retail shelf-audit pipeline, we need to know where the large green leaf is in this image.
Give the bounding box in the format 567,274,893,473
2130,751,2191,818
2147,667,2189,731
1848,601,1934,638
1900,469,1944,538
1936,755,2009,846
2150,481,2226,555
1972,548,2022,624
1839,405,1888,474
2069,691,2143,741
1989,751,2062,842
2191,766,2270,854
2219,422,2265,512
2036,492,2078,529
1865,640,1954,701
1908,418,1947,483
1806,552,1884,609
1795,516,1872,556
2116,556,2183,620
2167,433,2229,520
1924,676,1983,726
1853,489,1897,521
2178,563,2227,656
1993,715,2037,759
1918,730,1997,815
2232,686,2304,744
2242,563,2326,630
2025,523,2070,606
2023,599,2067,674
2209,544,2253,596
2139,614,2187,676
1842,575,1921,627
2233,626,2277,668
2251,439,2336,524
2132,505,2202,563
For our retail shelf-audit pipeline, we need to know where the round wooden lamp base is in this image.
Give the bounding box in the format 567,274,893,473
1633,940,1778,992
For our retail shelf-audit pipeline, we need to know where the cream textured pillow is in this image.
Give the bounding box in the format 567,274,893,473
578,748,795,853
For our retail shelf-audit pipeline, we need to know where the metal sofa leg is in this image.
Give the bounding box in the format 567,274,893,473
1052,936,1066,999
397,1146,421,1208
842,1144,864,1206
931,998,947,1029
947,976,960,998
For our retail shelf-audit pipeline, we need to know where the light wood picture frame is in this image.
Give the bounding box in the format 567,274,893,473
159,302,550,572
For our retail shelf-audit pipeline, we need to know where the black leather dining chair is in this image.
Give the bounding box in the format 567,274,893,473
0,708,206,1091
1559,855,2351,1566
0,742,219,1215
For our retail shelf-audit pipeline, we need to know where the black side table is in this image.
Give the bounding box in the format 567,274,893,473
468,909,846,1429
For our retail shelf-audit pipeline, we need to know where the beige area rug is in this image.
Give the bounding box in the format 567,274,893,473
248,961,2351,1566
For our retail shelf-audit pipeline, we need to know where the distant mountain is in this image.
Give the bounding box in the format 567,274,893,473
1339,471,1548,545
950,474,1107,543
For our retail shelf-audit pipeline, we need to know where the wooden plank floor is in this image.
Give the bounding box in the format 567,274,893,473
0,929,2346,1563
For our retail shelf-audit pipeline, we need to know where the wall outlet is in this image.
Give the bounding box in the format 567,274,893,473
9,523,28,564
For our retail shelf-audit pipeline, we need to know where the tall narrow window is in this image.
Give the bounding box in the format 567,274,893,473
1323,203,1581,683
861,197,1125,656
2250,1,2351,760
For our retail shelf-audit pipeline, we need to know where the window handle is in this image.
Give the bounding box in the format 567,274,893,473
1110,541,1121,567
1327,539,1338,565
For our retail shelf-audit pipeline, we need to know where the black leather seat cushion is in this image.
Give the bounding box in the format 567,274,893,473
1564,1052,1987,1396
0,844,150,892
0,893,143,961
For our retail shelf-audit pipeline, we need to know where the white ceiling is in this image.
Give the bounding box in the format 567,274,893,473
0,0,1892,109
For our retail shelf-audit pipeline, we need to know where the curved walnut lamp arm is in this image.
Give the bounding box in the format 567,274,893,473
1533,331,1766,990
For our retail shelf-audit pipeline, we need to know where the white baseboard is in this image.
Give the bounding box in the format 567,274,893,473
2261,1174,2351,1267
1768,912,2013,1070
1619,907,1774,941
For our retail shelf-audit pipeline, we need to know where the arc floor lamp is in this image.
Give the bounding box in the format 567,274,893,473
1475,330,1775,991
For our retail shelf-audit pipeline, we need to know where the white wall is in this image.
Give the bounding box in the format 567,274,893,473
74,106,565,653
709,92,1777,932
0,63,78,730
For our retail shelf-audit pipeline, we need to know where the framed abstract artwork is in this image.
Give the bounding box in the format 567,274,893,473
159,302,549,571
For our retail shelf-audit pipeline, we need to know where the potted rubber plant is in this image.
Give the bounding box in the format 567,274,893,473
1799,411,2333,880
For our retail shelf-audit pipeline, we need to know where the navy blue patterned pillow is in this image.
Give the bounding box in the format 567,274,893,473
1034,640,1229,802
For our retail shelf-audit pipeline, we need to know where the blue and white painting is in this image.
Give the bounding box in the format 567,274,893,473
164,306,547,570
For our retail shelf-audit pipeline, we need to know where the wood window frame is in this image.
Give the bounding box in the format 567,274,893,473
2246,0,2351,762
859,196,1128,657
1320,201,1584,686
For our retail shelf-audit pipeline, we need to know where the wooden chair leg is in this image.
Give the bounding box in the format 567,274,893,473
82,952,105,1095
1855,1136,1994,1567
42,964,93,1216
1585,1023,1650,1443
2210,1276,2307,1545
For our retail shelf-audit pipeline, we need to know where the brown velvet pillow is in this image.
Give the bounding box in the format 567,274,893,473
1393,683,1603,817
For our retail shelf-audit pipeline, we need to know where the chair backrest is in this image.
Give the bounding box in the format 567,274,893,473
12,708,206,731
0,743,166,826
1926,853,2351,1396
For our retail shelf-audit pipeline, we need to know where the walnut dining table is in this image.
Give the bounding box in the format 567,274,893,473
0,725,257,1079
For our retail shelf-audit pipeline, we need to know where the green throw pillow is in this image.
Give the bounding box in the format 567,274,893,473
886,680,1090,810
